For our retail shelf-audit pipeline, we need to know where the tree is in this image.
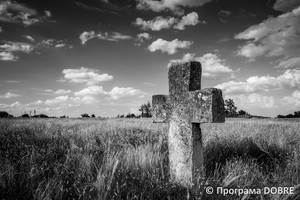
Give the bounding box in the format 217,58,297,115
225,99,238,117
0,111,9,118
81,113,90,118
139,101,152,118
91,114,95,118
39,114,49,118
22,114,30,118
126,113,136,118
238,110,250,116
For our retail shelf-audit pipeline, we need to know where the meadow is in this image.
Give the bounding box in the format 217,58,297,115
0,118,300,200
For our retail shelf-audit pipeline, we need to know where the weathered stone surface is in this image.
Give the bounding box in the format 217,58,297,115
152,61,225,187
168,61,201,100
188,88,225,123
152,95,169,123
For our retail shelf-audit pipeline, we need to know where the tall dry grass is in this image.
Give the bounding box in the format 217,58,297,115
0,118,299,199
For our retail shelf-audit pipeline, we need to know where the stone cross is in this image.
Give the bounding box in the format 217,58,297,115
152,61,225,186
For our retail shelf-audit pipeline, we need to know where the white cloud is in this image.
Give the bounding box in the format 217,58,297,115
215,69,300,95
137,32,151,40
134,12,199,31
276,57,300,69
0,51,17,61
0,92,20,98
0,42,34,53
174,12,199,30
45,89,72,95
74,86,107,96
0,1,50,25
235,6,300,60
273,0,300,12
79,31,132,45
148,38,193,54
219,10,231,16
227,93,276,109
79,31,96,45
45,95,69,105
74,85,147,100
235,43,266,60
62,67,113,86
136,0,212,15
45,10,51,17
170,53,235,79
134,16,177,31
109,32,132,41
0,41,34,61
283,90,300,106
136,32,151,46
24,35,35,42
39,39,72,49
44,95,96,107
55,43,66,48
108,87,146,99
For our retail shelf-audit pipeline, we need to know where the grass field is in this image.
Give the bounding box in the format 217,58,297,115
0,118,300,200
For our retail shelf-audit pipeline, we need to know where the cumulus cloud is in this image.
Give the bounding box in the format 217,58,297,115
235,6,300,60
148,38,193,54
24,35,35,42
74,85,147,100
276,57,300,69
219,10,231,16
136,0,212,15
79,30,132,45
79,31,96,45
134,12,200,31
62,67,113,86
39,39,72,49
174,12,199,30
0,51,17,61
235,43,266,60
215,69,300,95
169,53,235,79
108,87,146,100
45,95,69,105
45,10,51,17
0,42,34,53
74,86,106,96
0,41,34,61
134,16,177,31
0,0,50,25
227,93,276,109
273,0,300,12
44,95,96,107
0,92,20,98
283,90,300,107
135,32,151,46
45,89,72,95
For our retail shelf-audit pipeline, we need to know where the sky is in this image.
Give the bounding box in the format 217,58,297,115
0,0,300,118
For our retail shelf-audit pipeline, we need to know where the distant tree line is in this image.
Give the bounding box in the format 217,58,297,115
224,99,251,118
0,111,53,118
81,113,96,118
277,111,300,118
116,101,152,119
0,111,13,118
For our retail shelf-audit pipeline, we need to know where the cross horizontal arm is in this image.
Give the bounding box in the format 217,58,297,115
188,88,225,123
